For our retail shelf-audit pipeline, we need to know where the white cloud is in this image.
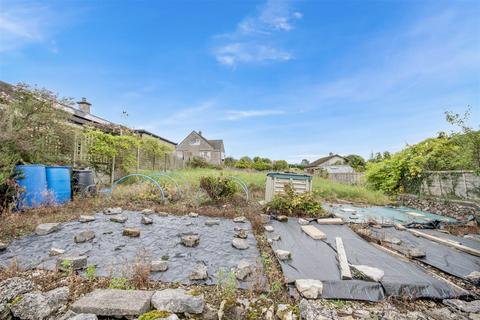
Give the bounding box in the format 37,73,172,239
213,0,301,67
223,109,286,120
0,1,58,52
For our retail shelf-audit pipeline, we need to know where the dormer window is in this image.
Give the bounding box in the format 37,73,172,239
189,138,200,145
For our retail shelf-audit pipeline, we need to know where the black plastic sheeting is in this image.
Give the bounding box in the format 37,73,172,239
369,227,480,283
0,211,263,288
268,219,468,301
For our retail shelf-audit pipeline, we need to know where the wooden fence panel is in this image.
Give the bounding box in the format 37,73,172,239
420,171,480,201
327,172,364,185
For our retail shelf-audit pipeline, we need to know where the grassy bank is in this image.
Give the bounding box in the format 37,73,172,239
143,168,391,205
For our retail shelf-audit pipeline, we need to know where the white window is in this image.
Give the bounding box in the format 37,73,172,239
201,151,211,159
189,138,200,145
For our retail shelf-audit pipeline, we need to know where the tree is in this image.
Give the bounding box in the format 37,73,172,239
235,156,253,169
224,157,237,167
273,160,289,171
345,154,366,172
300,159,310,166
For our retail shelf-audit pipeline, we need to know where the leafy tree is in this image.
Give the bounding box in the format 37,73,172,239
345,154,366,172
235,156,253,169
141,135,173,168
273,160,289,171
252,156,273,171
300,159,310,166
224,157,237,167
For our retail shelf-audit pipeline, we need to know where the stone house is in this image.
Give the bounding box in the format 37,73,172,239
176,131,225,165
305,153,355,175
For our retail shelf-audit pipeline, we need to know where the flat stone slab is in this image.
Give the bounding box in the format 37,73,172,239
301,225,327,240
151,288,204,314
317,218,344,225
71,289,153,316
35,223,60,236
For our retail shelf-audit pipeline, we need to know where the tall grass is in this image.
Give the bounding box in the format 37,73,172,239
142,168,391,205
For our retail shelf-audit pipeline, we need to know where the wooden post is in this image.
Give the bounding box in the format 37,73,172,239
407,228,480,257
110,155,115,187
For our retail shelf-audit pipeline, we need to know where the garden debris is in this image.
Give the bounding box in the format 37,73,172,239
74,230,95,243
110,215,127,223
295,279,323,299
189,263,208,280
71,289,153,316
317,218,344,225
298,218,309,225
276,304,297,320
234,228,248,239
151,288,205,314
236,260,253,280
49,247,65,256
35,223,60,236
0,242,8,251
57,255,87,270
232,238,249,250
408,248,426,258
141,216,153,225
264,226,274,232
122,228,140,237
274,215,289,222
103,207,122,215
188,212,199,217
275,249,291,261
350,265,385,282
10,286,69,320
301,225,326,240
79,215,96,223
260,214,270,224
181,234,200,247
205,219,220,226
151,260,168,272
233,216,247,223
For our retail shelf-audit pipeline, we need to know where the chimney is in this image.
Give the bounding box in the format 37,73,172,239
77,97,91,113
329,152,333,156
198,130,202,136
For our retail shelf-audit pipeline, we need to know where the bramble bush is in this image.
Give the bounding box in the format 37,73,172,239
199,175,237,202
266,184,325,217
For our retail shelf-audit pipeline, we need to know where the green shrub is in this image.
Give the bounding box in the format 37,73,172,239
108,277,132,290
139,310,172,320
199,175,237,202
187,157,210,168
86,265,96,282
266,183,325,217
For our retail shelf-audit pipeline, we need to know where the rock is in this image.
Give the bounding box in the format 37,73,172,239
79,215,95,223
141,208,154,215
301,225,327,240
202,304,218,320
276,304,297,320
122,228,140,237
181,234,200,247
383,236,402,245
35,223,60,236
151,260,168,272
57,256,88,270
269,234,281,241
158,212,169,216
298,218,309,225
0,242,8,251
236,260,253,280
406,311,429,320
427,307,467,320
295,279,323,299
260,214,270,224
466,271,480,284
188,212,199,217
190,263,208,280
205,219,220,226
264,226,274,232
443,299,480,313
275,249,291,261
233,216,246,223
0,303,11,320
275,215,288,222
234,229,248,239
0,277,35,304
110,215,127,223
141,216,153,225
185,221,193,226
299,299,337,320
71,289,153,316
49,247,65,256
104,207,122,215
151,288,205,314
408,248,426,258
74,230,95,243
10,286,69,320
264,305,275,320
469,313,480,320
317,218,344,225
353,309,370,319
351,265,384,282
232,238,249,250
258,200,267,206
69,314,98,320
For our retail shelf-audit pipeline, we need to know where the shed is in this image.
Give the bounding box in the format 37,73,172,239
265,172,313,202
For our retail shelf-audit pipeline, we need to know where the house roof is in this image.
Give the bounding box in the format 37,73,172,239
207,139,225,152
305,154,346,168
134,129,177,146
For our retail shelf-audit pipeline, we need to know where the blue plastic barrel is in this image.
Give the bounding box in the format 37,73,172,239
15,164,48,209
46,166,72,204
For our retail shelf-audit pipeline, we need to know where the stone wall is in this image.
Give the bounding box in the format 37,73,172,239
397,194,479,221
420,171,480,201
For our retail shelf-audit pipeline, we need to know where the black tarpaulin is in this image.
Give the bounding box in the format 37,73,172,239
269,219,468,301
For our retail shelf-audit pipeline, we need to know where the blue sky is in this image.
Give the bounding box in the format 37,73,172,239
1,0,479,163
